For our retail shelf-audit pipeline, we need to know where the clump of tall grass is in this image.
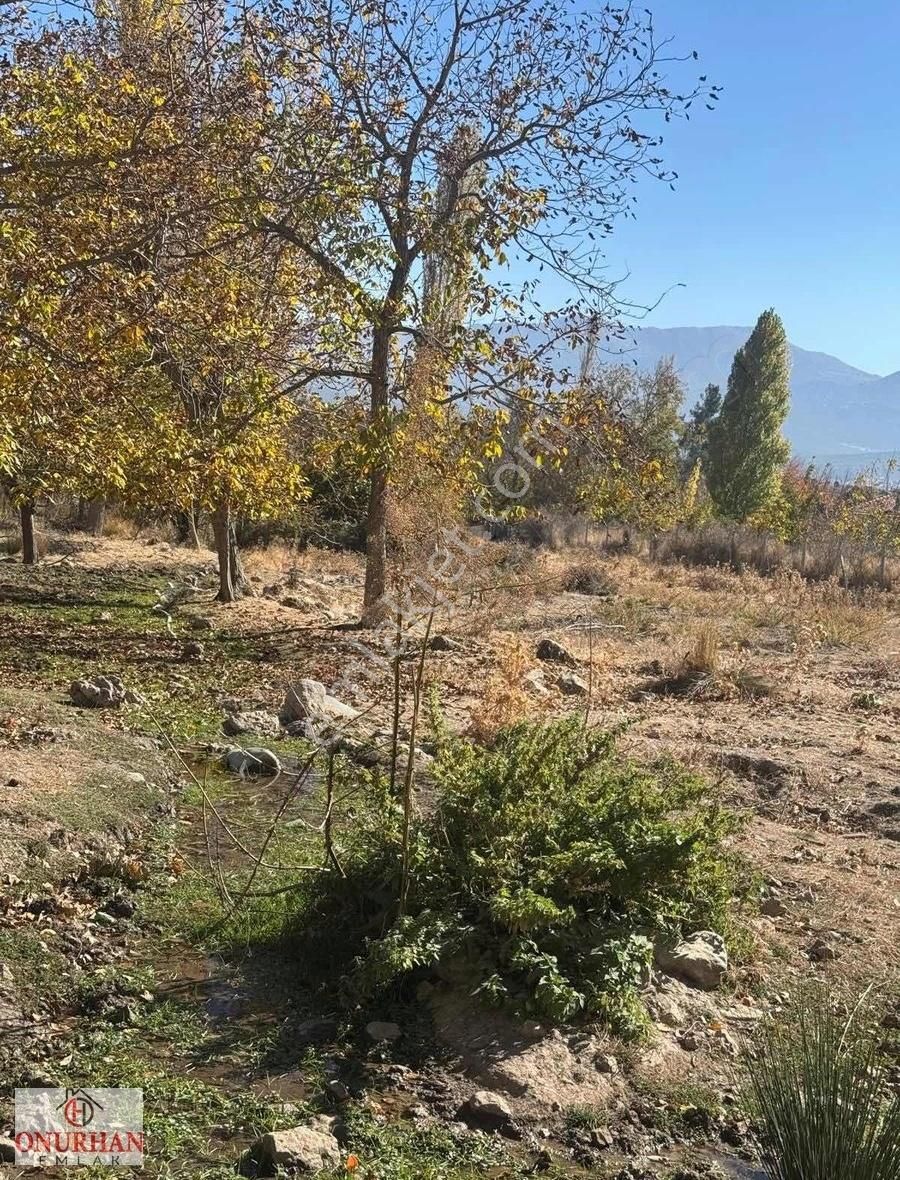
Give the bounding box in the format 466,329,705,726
747,996,900,1180
562,561,616,597
640,622,776,702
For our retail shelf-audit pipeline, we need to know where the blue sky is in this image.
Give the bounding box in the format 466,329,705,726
577,0,900,377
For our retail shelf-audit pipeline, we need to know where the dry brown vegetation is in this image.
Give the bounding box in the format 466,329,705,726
2,526,900,1177
7,530,898,1018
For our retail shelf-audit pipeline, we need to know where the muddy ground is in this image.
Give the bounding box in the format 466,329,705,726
0,529,898,1178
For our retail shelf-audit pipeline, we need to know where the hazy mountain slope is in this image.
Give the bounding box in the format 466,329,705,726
602,326,893,457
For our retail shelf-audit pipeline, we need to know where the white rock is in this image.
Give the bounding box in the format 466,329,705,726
466,1090,513,1124
256,1117,340,1173
523,669,551,697
282,679,359,724
647,991,686,1028
557,672,589,696
224,747,281,777
69,675,128,708
655,931,728,990
366,1020,401,1042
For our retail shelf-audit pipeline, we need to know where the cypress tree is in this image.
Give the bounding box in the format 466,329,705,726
706,309,791,521
680,381,722,475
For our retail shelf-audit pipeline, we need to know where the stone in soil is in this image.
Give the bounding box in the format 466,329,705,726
187,615,214,631
224,747,282,776
655,931,728,990
463,1090,513,1129
281,680,359,725
365,1020,401,1042
294,1017,338,1044
428,634,462,652
536,638,577,666
558,672,589,695
251,1116,340,1174
69,674,129,708
222,710,282,738
808,938,837,962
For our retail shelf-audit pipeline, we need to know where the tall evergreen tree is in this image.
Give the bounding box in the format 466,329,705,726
680,381,721,475
706,309,791,521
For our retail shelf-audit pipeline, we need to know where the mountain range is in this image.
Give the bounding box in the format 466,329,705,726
607,326,900,466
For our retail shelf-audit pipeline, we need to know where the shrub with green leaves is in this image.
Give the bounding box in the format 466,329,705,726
747,997,900,1180
302,717,739,1034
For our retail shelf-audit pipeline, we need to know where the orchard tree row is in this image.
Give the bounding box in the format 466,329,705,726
2,0,894,605
0,0,722,609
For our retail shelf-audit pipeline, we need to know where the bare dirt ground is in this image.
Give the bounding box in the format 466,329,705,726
1,528,898,1177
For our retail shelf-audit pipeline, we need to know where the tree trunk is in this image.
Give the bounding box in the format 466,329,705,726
362,326,391,624
212,503,235,603
84,499,106,536
174,507,202,549
228,519,250,596
20,501,36,565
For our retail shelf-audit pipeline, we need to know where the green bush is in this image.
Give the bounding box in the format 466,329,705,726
302,717,739,1034
748,996,900,1180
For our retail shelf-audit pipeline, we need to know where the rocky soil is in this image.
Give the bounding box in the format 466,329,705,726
1,531,898,1178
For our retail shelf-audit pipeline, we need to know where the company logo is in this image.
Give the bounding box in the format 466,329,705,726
59,1088,102,1128
15,1088,143,1167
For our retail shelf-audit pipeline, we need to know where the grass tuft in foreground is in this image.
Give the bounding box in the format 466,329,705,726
747,995,900,1180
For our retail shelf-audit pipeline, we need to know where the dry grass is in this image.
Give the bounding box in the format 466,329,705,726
641,622,775,702
102,511,146,540
686,622,720,674
806,600,884,649
467,636,533,743
561,561,616,597
242,541,364,584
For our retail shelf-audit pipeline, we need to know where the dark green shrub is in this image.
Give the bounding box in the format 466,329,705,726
302,717,739,1034
748,996,900,1180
